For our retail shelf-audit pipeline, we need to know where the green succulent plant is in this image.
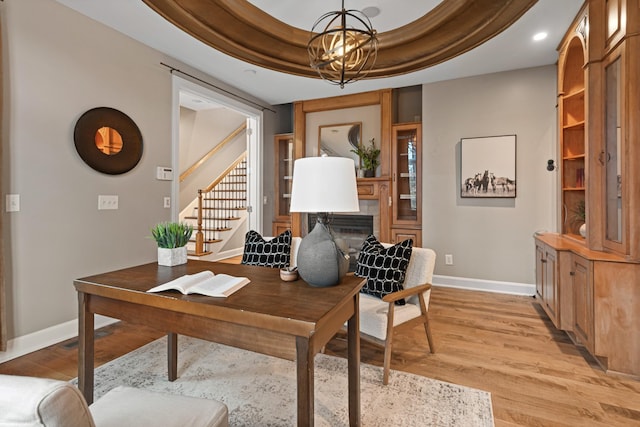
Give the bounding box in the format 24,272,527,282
151,222,193,248
350,138,380,171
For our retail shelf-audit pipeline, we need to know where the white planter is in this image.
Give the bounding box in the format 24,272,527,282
579,223,586,238
158,246,188,266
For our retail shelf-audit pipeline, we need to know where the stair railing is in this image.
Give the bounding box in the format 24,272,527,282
180,123,246,183
193,152,247,255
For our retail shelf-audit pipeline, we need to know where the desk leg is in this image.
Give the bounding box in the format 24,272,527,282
296,337,314,427
77,292,95,405
347,293,361,426
167,332,178,381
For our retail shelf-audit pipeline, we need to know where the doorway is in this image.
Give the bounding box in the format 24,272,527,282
171,75,264,243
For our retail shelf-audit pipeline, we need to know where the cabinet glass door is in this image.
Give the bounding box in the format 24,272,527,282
276,135,294,218
393,124,421,224
604,56,622,244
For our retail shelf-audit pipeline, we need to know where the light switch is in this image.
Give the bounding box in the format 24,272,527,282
164,197,171,208
6,194,20,212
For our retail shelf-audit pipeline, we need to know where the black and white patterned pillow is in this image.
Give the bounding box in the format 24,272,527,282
355,235,413,305
241,230,292,268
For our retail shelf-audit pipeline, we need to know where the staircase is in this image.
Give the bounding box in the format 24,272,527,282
181,153,248,260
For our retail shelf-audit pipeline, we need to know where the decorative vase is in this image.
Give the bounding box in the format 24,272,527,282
158,246,188,266
579,223,586,238
357,169,365,178
296,221,349,287
364,169,375,178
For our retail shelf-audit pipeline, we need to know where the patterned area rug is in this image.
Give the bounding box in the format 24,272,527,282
84,336,494,426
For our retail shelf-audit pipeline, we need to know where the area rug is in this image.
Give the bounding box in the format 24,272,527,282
81,336,494,426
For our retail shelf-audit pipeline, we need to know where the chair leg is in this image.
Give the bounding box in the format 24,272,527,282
382,303,396,385
419,293,435,353
423,314,435,353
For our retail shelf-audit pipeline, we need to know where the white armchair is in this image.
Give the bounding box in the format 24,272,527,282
358,246,437,384
0,374,228,427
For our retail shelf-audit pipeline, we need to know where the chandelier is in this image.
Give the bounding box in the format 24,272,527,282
307,1,378,88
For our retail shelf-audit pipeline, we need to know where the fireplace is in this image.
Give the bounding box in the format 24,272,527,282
308,214,374,271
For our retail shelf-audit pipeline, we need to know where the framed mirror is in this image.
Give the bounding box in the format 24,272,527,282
74,107,143,175
318,122,362,167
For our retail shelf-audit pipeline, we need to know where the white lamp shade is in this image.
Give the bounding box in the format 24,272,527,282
289,157,360,213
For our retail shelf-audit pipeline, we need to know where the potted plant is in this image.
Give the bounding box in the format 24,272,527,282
151,221,193,266
350,138,380,177
572,200,586,237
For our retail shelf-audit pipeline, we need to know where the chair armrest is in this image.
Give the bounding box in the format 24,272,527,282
382,283,432,303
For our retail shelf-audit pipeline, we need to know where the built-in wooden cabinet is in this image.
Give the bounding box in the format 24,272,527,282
391,228,422,248
534,1,640,379
535,240,560,327
558,16,587,239
272,133,294,235
570,254,594,353
391,122,422,245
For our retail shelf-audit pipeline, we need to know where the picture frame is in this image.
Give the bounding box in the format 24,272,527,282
461,135,516,198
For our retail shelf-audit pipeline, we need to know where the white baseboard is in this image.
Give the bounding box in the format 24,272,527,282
0,315,118,364
211,247,243,261
433,274,536,296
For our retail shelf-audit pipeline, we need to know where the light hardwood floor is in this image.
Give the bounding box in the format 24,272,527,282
1,286,639,426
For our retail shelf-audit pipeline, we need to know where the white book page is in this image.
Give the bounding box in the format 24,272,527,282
147,271,249,297
147,271,215,294
188,274,250,297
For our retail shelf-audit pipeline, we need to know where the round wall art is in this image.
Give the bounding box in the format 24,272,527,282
74,107,143,174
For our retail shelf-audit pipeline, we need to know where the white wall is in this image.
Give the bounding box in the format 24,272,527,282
422,66,558,285
178,107,246,211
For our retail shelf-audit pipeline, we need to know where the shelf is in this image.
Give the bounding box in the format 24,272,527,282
399,194,415,200
562,187,586,191
563,88,585,100
563,121,585,130
399,172,413,178
563,154,585,160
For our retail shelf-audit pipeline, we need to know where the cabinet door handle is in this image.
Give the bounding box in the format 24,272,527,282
598,150,611,165
570,271,575,276
541,259,547,263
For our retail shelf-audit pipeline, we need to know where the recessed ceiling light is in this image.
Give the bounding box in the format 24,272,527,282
362,6,380,18
533,32,548,41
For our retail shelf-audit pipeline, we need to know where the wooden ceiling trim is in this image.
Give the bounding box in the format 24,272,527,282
142,0,537,79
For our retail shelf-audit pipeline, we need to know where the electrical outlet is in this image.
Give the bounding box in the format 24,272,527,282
445,254,453,265
98,195,119,210
164,197,171,208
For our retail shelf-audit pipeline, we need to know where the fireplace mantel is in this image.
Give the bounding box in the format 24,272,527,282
356,177,391,243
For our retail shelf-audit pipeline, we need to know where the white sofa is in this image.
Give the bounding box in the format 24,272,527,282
0,374,228,427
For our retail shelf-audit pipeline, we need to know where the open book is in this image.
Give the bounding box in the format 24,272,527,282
147,270,250,298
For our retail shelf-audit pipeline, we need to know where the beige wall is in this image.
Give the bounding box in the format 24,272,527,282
0,0,270,342
422,66,558,284
1,0,173,338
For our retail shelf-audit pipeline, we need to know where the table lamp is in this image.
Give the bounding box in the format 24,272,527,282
289,156,360,287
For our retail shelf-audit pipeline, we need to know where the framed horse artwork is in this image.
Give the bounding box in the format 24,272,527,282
460,135,516,198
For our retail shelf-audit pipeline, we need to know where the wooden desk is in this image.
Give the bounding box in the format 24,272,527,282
74,260,364,426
